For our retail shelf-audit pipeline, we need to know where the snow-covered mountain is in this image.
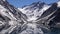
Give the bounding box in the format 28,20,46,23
18,2,51,21
18,1,60,34
0,0,60,34
18,1,60,28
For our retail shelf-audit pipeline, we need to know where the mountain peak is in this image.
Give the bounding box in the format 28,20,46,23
31,1,45,5
18,1,51,21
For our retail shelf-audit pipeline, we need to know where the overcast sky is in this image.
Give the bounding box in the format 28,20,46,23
7,0,58,8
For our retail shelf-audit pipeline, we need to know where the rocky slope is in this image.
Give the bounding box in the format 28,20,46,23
0,0,28,34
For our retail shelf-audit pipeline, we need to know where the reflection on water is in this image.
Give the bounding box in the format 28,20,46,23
46,28,60,34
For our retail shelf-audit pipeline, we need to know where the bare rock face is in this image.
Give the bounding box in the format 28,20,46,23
0,0,60,34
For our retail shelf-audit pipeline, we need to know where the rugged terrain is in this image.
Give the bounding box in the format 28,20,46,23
0,0,60,34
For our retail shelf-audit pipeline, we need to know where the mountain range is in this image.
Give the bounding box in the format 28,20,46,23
0,0,60,34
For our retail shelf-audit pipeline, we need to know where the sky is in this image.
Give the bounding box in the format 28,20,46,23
7,0,58,8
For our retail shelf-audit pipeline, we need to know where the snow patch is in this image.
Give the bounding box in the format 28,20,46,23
57,1,60,7
3,0,6,1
